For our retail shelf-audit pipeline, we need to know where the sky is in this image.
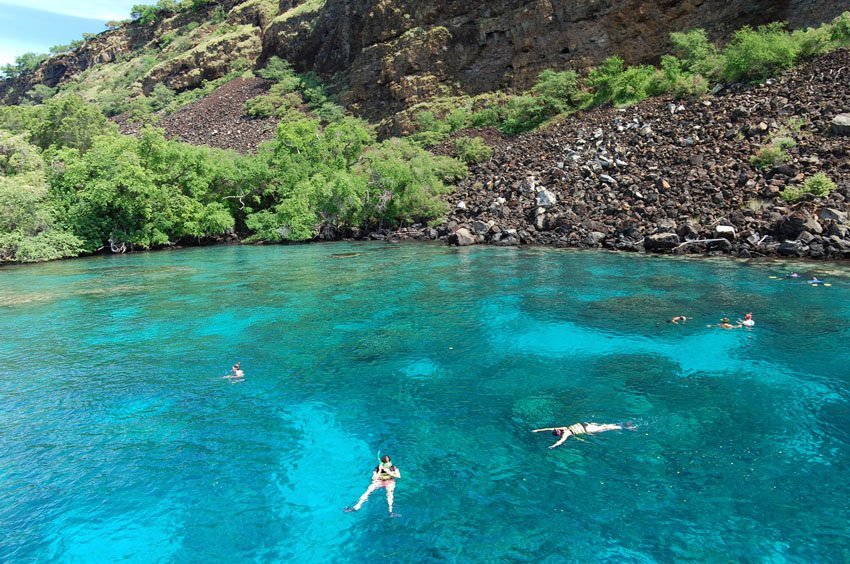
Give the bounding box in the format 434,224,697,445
0,1,140,66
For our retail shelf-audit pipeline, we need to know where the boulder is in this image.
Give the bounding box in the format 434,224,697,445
818,207,848,223
776,212,807,239
715,225,736,240
535,188,557,208
520,176,536,194
533,207,547,230
778,240,805,257
585,231,606,245
472,220,493,235
831,113,850,136
802,216,823,235
451,228,475,246
644,232,680,251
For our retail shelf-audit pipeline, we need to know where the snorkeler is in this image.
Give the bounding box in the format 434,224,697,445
785,272,801,279
345,455,401,515
708,317,741,329
808,277,825,285
532,423,629,449
226,362,244,380
668,316,689,324
740,312,755,327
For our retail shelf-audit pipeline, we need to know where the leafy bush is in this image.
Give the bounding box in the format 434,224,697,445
749,145,788,169
829,11,850,42
780,172,837,203
0,132,83,262
454,136,493,164
722,23,799,83
791,26,833,59
30,95,114,152
356,138,467,227
532,69,584,114
500,95,547,134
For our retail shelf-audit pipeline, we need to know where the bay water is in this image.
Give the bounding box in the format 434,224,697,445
1,243,849,561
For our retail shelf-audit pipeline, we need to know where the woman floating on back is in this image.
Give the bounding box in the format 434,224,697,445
532,422,631,449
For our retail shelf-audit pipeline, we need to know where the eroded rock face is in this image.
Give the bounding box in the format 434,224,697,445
281,0,848,124
2,0,846,121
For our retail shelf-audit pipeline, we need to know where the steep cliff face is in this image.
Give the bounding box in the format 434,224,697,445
1,0,846,122
284,0,846,122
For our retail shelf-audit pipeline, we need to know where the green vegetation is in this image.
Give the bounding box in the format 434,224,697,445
406,12,850,138
0,87,466,261
2,5,849,263
780,173,837,203
454,137,493,165
750,133,797,169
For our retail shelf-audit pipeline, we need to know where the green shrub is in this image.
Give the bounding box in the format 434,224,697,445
791,26,832,59
500,95,547,134
26,84,58,104
454,136,493,165
721,23,799,83
585,57,662,107
532,69,584,114
669,29,723,78
829,11,850,43
749,145,788,169
780,172,837,203
0,132,83,262
772,136,796,150
470,106,501,128
355,138,467,227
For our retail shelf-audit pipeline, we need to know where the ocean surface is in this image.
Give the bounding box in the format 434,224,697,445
1,243,849,561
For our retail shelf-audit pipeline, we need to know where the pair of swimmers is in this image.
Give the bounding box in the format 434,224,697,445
671,312,755,328
710,311,755,329
345,422,630,514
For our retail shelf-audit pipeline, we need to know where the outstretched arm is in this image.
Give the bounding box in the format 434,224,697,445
532,427,557,433
549,434,570,449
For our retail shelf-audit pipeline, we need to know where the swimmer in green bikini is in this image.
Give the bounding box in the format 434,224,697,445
533,423,627,449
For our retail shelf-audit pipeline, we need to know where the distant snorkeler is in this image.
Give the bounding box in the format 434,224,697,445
708,317,742,330
739,312,755,327
808,276,825,285
532,422,634,449
668,315,689,324
225,362,245,381
785,272,801,279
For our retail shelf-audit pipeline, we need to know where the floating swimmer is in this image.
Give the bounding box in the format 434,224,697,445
807,277,831,287
668,315,689,325
739,312,755,327
344,455,401,515
708,317,742,329
225,362,245,381
532,422,632,449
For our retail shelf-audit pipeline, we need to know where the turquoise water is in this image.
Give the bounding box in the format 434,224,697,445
1,243,849,561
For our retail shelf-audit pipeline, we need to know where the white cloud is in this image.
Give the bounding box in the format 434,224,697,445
0,1,141,22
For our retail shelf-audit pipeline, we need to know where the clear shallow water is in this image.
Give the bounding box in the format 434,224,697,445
1,243,849,561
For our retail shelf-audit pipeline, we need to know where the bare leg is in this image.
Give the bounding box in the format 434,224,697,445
584,423,622,433
351,482,379,511
385,481,396,513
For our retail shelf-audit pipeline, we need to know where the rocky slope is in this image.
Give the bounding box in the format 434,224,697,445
417,48,850,259
114,77,278,153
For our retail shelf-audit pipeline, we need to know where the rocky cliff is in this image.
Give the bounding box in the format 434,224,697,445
2,0,846,123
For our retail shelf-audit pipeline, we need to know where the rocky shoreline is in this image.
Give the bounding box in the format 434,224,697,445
404,48,850,260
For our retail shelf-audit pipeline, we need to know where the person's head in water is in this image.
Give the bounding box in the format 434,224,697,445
380,455,392,467
552,428,564,437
